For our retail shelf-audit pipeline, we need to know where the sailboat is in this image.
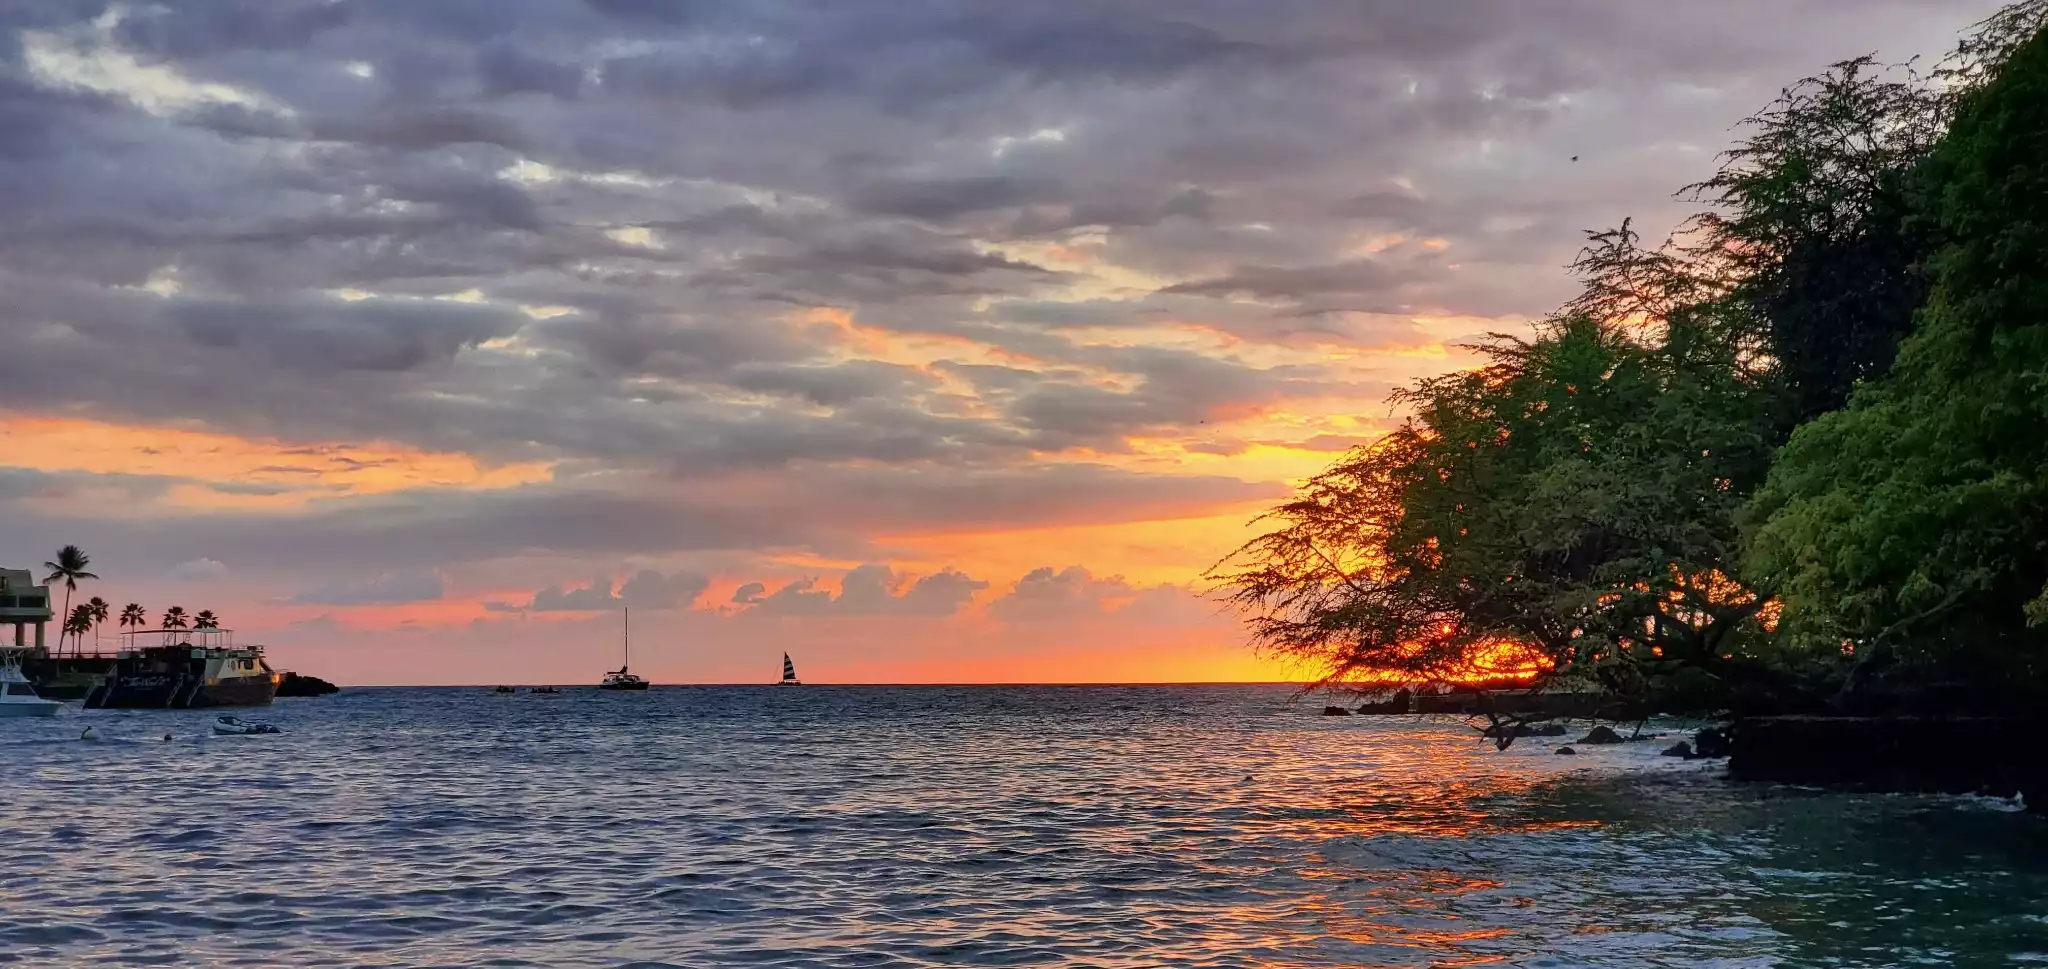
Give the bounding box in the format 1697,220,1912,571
777,652,800,686
599,607,649,691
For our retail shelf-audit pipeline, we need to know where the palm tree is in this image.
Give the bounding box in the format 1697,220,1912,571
120,602,147,632
63,605,93,646
194,610,219,629
87,597,110,651
43,545,97,655
162,606,188,631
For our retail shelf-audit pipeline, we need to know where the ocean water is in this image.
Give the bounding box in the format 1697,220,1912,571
2,685,2045,968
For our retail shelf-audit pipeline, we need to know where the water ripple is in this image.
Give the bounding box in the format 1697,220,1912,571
2,685,2044,967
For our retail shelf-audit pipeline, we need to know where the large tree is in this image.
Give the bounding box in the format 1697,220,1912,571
1684,57,1942,425
1212,235,1782,705
1743,19,2048,707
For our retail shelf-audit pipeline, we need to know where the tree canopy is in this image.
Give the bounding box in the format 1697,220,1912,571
1742,19,2048,707
1216,2,2048,714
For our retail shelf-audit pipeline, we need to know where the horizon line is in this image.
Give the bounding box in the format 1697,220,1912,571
334,680,1314,689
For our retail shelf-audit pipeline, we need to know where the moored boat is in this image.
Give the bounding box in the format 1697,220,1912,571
212,715,279,735
598,607,648,690
83,628,280,709
0,653,63,718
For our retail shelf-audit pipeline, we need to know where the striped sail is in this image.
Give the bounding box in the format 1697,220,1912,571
780,653,799,685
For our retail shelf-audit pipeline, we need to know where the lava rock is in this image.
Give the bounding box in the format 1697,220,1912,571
1693,727,1731,759
1555,746,1577,755
1321,706,1352,716
1356,688,1415,715
1577,725,1626,745
1482,722,1570,739
276,672,340,697
1662,741,1695,758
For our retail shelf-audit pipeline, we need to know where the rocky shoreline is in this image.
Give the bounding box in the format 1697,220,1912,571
275,672,341,697
1729,716,2045,811
1338,692,2043,812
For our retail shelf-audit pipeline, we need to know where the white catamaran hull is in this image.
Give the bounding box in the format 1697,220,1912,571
0,700,62,718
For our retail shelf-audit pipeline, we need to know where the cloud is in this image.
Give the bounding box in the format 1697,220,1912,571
741,564,989,618
984,566,1226,626
166,557,228,582
0,0,2005,681
492,568,711,613
530,578,624,612
987,566,1137,622
618,568,713,609
291,570,446,606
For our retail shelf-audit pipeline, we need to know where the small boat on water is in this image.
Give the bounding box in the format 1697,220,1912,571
213,715,279,735
778,652,800,686
492,685,515,694
531,686,560,695
599,607,649,691
0,655,63,718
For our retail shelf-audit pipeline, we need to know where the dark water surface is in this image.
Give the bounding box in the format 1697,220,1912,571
3,685,2045,967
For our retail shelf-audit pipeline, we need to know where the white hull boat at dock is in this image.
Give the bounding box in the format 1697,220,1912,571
0,654,62,718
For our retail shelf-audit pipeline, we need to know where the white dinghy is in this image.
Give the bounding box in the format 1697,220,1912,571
213,715,280,735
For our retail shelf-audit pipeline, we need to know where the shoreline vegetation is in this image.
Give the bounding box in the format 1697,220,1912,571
1212,1,2048,806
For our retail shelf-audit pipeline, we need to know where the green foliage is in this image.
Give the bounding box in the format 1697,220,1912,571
1211,229,1782,699
1220,2,2048,712
63,605,93,640
1685,57,1941,423
1743,21,2048,700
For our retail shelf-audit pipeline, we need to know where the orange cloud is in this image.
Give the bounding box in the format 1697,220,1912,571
0,413,552,511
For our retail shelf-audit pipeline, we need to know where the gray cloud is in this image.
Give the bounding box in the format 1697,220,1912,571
167,294,525,373
0,0,2007,611
987,566,1137,623
292,569,447,606
742,564,989,619
493,568,710,613
986,565,1224,626
0,463,1277,585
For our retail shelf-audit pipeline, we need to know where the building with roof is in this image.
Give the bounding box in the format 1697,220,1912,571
0,569,53,652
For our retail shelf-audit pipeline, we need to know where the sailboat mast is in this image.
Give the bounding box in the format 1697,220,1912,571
624,607,630,669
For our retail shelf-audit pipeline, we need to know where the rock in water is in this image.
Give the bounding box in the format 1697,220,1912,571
1321,706,1352,716
1662,741,1695,758
1555,746,1577,755
1693,727,1730,758
1577,725,1626,745
276,672,341,697
1481,722,1571,739
1356,687,1415,714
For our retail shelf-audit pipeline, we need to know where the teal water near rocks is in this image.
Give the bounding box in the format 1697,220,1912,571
2,685,2043,967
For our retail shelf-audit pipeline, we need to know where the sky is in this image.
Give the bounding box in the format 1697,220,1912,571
0,0,2008,685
